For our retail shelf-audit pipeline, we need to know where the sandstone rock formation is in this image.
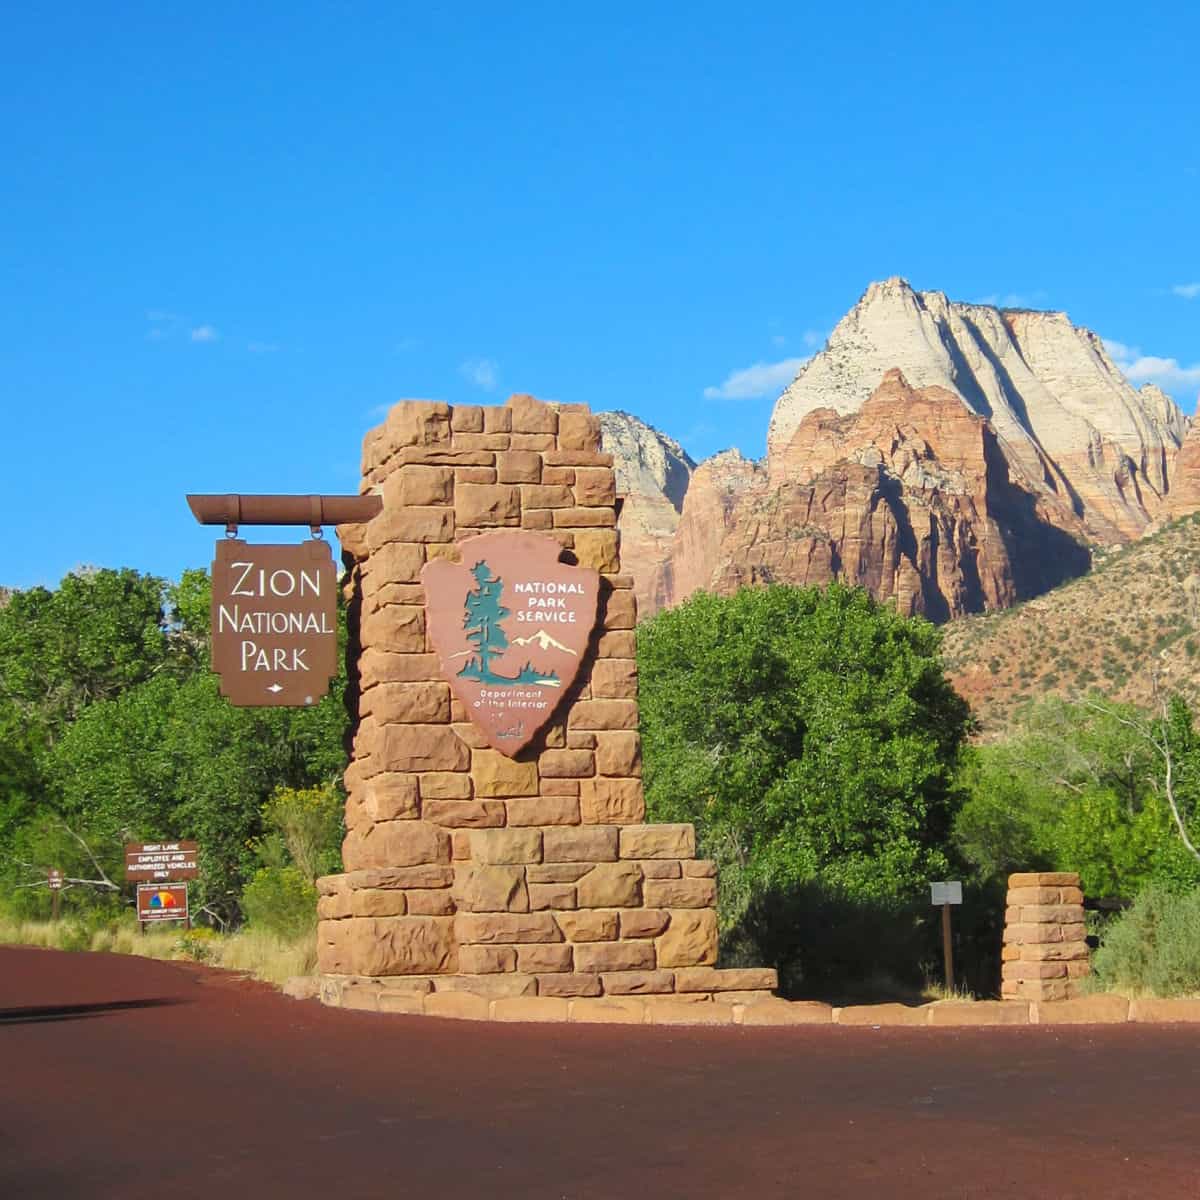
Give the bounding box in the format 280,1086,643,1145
614,278,1192,620
770,277,1188,542
656,370,1094,621
1163,420,1200,520
598,411,695,616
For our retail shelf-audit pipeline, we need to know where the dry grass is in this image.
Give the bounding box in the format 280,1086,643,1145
211,926,317,984
921,981,978,1003
0,915,317,989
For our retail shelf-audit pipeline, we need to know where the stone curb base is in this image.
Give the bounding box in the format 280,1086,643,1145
302,978,1200,1027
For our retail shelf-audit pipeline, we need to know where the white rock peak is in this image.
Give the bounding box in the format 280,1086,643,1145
767,277,1189,539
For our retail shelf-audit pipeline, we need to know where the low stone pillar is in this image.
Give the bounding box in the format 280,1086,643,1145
1001,871,1090,1001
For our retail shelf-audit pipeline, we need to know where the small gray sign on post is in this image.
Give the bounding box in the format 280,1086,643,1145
930,880,963,991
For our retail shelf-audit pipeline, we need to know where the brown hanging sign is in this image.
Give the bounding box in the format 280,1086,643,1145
423,531,600,756
210,539,338,706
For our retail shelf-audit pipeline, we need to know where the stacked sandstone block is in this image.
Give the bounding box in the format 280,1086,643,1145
317,394,777,1011
1001,871,1090,1001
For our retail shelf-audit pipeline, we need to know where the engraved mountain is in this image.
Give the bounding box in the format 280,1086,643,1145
605,278,1192,621
510,628,579,656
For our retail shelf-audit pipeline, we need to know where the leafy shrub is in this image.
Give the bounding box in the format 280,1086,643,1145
1092,886,1200,996
176,925,220,962
58,921,92,953
260,785,343,882
240,866,318,939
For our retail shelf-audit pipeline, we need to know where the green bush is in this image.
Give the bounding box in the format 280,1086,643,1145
240,866,318,939
1092,886,1200,996
176,925,220,962
260,784,344,882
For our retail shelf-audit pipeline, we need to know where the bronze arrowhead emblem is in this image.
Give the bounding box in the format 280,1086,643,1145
422,531,600,756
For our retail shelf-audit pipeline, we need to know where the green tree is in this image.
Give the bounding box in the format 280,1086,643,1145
0,565,350,927
43,669,347,924
638,583,971,994
0,568,174,739
953,695,1200,898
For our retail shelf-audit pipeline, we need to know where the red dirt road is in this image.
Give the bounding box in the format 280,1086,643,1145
3,946,1198,1200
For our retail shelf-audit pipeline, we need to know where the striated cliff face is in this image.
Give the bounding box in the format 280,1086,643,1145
597,411,696,616
610,278,1192,621
1163,421,1200,521
660,370,1092,621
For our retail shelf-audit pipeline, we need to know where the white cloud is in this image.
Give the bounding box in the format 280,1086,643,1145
1105,338,1200,394
460,358,499,391
1124,356,1200,390
1172,283,1200,300
1103,338,1137,362
703,357,809,400
190,324,219,343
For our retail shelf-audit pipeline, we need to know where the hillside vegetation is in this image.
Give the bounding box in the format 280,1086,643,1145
944,513,1200,734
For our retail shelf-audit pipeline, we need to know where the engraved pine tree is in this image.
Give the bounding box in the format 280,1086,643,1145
460,561,510,684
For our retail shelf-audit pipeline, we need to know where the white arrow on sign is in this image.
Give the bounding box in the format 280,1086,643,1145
266,683,283,694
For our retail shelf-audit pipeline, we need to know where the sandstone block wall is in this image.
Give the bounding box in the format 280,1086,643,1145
317,394,777,1008
1000,871,1090,1001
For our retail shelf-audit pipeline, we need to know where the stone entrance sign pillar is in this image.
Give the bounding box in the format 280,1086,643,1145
316,394,776,1012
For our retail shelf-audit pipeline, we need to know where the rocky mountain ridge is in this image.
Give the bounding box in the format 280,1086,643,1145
602,278,1192,621
942,512,1200,734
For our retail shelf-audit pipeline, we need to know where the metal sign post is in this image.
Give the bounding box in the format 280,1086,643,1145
930,881,963,990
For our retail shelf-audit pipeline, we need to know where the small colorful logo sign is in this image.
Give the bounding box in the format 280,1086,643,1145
137,882,190,923
423,531,600,755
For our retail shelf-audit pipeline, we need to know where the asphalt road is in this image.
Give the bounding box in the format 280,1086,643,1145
3,945,1198,1199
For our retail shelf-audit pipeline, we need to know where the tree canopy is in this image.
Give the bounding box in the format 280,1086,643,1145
0,565,348,925
638,583,971,992
954,695,1200,898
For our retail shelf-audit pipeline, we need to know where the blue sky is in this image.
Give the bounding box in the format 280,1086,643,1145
3,2,1197,590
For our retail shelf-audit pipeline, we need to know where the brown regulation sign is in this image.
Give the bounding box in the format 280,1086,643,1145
210,539,338,706
124,841,200,882
423,531,600,756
